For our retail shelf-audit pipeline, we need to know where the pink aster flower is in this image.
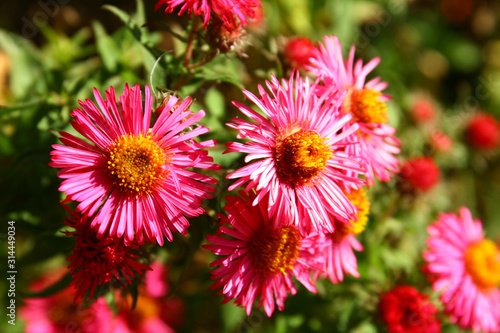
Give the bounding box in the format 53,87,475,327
314,188,369,283
308,35,400,186
423,207,500,332
226,73,365,234
20,273,114,333
203,190,326,317
155,0,261,29
50,84,219,245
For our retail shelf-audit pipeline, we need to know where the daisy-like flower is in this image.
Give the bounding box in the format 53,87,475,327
203,190,326,317
155,0,261,29
63,203,151,301
308,35,400,186
226,73,365,234
20,272,114,333
423,207,500,332
314,188,369,283
50,84,219,245
379,285,441,333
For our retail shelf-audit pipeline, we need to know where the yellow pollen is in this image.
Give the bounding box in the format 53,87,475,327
465,239,500,291
274,130,332,186
343,88,388,124
107,134,166,194
332,188,370,241
251,225,301,274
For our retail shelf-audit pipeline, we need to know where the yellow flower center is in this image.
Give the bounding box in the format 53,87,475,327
274,130,332,186
252,225,301,274
332,188,370,241
107,134,167,194
465,239,500,291
343,88,388,124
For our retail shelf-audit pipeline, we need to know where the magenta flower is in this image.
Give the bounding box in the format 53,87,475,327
20,272,114,333
308,35,400,186
423,207,500,332
314,188,369,283
204,190,326,317
225,73,365,234
50,84,220,245
155,0,261,29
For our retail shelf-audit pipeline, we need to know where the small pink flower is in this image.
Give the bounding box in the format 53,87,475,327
308,35,400,186
411,98,435,123
430,130,452,152
423,207,500,332
20,274,114,333
204,190,326,316
225,72,365,235
155,0,261,29
50,84,220,245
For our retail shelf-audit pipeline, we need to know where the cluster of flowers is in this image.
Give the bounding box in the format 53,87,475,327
21,261,185,333
22,0,500,332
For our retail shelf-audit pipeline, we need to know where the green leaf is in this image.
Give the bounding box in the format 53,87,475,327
103,3,149,45
92,21,120,72
221,302,246,332
0,30,43,99
204,88,226,119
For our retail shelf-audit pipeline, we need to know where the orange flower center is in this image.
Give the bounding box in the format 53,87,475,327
332,188,370,241
252,225,301,274
343,88,388,124
107,134,167,194
464,239,500,291
274,130,332,186
123,294,160,330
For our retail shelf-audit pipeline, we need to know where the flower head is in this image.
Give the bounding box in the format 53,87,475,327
20,273,114,333
465,113,500,150
50,84,219,245
379,285,441,333
203,190,326,317
400,157,440,192
63,204,151,301
423,207,500,332
315,188,369,283
430,130,452,152
155,0,261,29
207,16,248,56
411,98,435,124
308,35,400,185
284,37,317,71
225,73,365,234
